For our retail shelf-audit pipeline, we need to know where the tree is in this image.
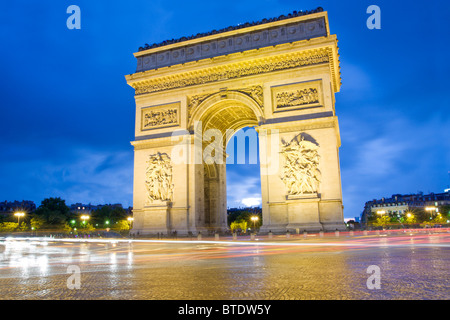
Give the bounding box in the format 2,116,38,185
0,222,18,232
432,214,447,226
230,219,247,233
63,223,72,234
82,223,95,232
91,206,127,226
227,209,262,231
230,221,241,232
404,214,417,225
30,216,45,231
373,215,390,229
34,197,72,226
19,222,27,231
438,205,450,217
114,220,130,233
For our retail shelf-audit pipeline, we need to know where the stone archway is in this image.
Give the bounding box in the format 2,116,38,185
126,8,346,235
190,91,263,233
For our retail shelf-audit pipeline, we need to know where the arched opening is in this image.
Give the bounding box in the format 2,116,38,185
226,126,262,232
189,91,263,232
226,126,261,208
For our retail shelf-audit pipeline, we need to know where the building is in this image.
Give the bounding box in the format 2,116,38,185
361,190,450,225
69,203,130,215
69,203,98,215
0,200,36,217
126,7,346,235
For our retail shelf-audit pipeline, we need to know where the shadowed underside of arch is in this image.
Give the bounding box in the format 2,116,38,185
197,94,262,232
190,91,263,134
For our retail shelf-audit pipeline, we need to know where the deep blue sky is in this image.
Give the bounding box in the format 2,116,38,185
1,1,449,219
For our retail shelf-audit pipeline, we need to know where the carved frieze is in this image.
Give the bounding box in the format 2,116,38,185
272,80,323,112
133,50,330,95
281,134,321,195
145,153,173,203
141,103,180,131
276,87,319,108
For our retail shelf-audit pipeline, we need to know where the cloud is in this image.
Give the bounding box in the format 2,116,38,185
241,197,262,207
340,111,450,219
0,146,133,207
226,168,261,208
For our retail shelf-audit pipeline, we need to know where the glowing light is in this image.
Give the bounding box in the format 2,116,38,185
14,212,25,224
80,215,90,224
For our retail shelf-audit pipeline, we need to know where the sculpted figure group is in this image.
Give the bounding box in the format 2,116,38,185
281,134,321,195
145,153,173,202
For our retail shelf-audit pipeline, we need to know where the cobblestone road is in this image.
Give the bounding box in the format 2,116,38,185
0,232,449,300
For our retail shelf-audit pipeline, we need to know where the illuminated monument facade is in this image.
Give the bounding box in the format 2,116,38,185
125,8,346,235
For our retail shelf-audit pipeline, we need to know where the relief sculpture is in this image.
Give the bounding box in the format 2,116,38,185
281,134,321,195
143,108,178,129
145,153,173,203
276,87,319,108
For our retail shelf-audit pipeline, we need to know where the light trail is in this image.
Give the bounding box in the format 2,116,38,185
1,233,450,249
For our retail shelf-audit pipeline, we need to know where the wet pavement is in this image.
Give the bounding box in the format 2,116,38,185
0,231,449,300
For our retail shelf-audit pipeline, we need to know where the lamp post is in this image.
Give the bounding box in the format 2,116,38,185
375,210,387,231
80,215,90,226
127,217,134,229
14,212,25,225
425,206,437,220
250,216,259,232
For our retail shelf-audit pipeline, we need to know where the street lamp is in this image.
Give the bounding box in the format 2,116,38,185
250,216,259,231
425,206,437,220
80,215,90,225
14,212,25,225
127,217,134,228
376,210,386,215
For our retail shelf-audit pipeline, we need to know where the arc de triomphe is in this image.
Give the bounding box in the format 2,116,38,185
125,7,346,235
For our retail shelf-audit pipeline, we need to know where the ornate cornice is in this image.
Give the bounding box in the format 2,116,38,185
131,48,331,95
